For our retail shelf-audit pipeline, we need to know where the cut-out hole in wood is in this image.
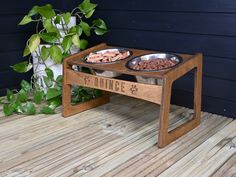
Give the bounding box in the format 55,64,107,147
70,85,103,106
168,68,196,132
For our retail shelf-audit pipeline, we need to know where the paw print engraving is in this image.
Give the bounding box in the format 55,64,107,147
130,85,138,95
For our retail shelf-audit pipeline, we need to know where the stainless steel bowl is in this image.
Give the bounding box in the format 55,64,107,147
126,53,182,85
127,53,182,71
84,48,132,78
92,69,121,78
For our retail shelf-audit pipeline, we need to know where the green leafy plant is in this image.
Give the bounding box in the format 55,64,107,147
1,79,60,115
1,70,102,116
1,0,107,116
12,0,107,73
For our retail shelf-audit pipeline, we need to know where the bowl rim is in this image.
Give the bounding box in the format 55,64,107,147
126,52,183,72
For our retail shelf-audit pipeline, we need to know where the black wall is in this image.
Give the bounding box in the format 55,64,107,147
1,1,236,118
64,0,236,118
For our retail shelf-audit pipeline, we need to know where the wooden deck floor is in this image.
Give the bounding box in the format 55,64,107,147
0,95,235,177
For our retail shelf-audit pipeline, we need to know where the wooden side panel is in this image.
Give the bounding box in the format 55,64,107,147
66,70,163,104
158,53,202,147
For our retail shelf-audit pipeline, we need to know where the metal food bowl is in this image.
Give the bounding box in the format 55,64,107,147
92,70,121,78
84,48,132,78
126,53,182,85
135,76,160,85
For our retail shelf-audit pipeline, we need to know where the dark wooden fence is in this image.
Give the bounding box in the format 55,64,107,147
1,0,236,118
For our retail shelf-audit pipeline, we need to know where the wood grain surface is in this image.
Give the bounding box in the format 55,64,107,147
0,95,235,177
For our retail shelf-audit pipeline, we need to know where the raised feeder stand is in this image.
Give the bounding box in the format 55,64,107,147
62,43,203,148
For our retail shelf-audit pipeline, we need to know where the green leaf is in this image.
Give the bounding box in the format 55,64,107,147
23,46,31,57
62,36,72,53
28,6,39,16
0,97,4,104
43,19,60,35
55,75,63,88
62,52,70,59
46,88,62,100
53,84,62,91
80,39,88,50
20,102,36,115
80,21,90,36
19,15,32,25
39,32,58,43
94,27,108,35
21,80,31,92
49,45,62,64
92,18,107,30
54,15,61,24
48,96,62,109
79,87,93,102
11,100,21,113
79,0,97,14
5,100,22,113
3,104,14,116
76,25,83,36
43,19,53,31
85,9,95,18
34,89,44,104
37,4,56,19
41,46,50,61
56,75,63,83
93,89,102,97
62,12,71,25
40,106,55,114
45,68,54,80
11,61,32,73
68,26,77,35
17,89,28,102
72,34,80,48
28,34,40,53
43,76,53,87
6,89,14,101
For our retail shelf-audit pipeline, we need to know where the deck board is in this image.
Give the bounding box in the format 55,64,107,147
0,95,235,177
212,153,236,177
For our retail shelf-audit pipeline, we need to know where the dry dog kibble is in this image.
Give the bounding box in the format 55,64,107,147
132,59,177,71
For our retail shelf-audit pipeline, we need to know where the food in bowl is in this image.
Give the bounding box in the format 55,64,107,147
83,48,132,78
132,59,178,71
85,48,131,63
127,53,182,85
127,53,182,71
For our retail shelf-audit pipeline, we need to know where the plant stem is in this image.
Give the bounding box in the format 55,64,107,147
54,9,63,13
71,7,80,14
35,50,48,68
60,16,69,35
75,12,83,21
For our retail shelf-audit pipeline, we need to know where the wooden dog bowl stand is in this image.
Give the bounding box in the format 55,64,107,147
63,43,203,148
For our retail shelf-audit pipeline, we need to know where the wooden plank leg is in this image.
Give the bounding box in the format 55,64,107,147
158,61,202,148
158,79,172,147
62,83,72,117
